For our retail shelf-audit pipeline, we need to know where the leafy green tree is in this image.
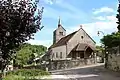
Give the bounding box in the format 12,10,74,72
14,43,47,67
101,32,120,48
96,45,104,57
101,1,120,48
0,0,43,74
116,2,120,31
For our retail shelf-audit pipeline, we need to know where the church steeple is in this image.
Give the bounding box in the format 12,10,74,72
58,16,61,27
53,17,66,44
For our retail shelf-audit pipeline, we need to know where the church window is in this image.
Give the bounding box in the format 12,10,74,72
59,32,63,35
52,53,54,59
56,52,58,58
81,36,84,39
60,52,62,58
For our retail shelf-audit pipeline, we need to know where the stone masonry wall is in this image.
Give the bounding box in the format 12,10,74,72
50,58,95,70
107,54,120,71
107,46,120,71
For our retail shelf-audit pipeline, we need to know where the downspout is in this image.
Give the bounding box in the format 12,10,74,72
66,42,67,59
65,42,67,68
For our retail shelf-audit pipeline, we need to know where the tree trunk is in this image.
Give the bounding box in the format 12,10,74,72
104,46,108,68
0,62,6,80
0,68,4,80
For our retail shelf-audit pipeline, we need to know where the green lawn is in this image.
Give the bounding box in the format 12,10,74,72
3,69,50,80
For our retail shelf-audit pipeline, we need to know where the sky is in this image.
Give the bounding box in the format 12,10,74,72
27,0,118,48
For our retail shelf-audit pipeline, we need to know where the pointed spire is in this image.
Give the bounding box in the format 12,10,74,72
58,16,61,27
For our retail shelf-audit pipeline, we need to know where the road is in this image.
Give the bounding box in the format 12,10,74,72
41,64,120,80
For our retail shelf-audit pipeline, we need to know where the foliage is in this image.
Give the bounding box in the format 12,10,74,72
101,32,120,48
101,2,120,48
96,45,104,57
0,0,43,71
4,69,50,80
14,43,47,67
116,2,120,31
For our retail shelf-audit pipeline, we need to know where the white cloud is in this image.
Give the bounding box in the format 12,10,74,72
94,16,106,21
41,0,63,5
26,40,52,48
106,15,117,21
93,7,114,14
42,0,54,5
66,15,117,45
94,15,117,21
67,21,117,37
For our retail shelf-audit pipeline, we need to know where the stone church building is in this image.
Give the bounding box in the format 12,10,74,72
47,18,96,70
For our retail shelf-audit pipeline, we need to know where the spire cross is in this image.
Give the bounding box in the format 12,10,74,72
80,25,82,28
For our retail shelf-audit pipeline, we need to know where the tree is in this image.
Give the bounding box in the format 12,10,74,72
96,45,104,57
0,0,43,74
116,1,120,31
13,43,47,67
101,32,120,48
96,45,105,63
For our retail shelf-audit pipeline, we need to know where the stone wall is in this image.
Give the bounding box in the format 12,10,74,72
107,46,120,71
107,54,120,71
49,58,95,70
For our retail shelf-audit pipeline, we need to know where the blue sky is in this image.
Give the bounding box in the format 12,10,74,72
27,0,118,48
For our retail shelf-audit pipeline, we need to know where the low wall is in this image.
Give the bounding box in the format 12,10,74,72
50,58,95,70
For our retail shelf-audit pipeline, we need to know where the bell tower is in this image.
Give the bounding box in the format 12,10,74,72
53,17,66,44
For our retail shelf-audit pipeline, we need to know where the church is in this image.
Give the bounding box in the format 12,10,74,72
47,18,96,70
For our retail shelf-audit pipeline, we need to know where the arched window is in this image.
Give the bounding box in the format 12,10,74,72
60,52,62,58
56,52,58,58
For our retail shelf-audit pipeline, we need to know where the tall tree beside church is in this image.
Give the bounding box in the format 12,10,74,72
101,1,120,48
116,1,120,31
0,0,43,74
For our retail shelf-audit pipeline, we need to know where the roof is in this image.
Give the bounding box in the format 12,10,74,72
49,27,96,49
58,25,66,31
49,31,77,48
81,28,96,43
73,43,96,51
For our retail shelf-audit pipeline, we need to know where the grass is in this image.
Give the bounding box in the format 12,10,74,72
3,69,50,80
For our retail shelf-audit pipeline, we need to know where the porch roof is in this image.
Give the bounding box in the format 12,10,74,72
72,43,96,51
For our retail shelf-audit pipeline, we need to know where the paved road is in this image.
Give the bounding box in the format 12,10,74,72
41,64,120,80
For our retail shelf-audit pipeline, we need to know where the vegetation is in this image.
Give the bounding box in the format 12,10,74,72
100,2,120,68
96,45,104,57
117,2,120,32
101,32,120,48
4,69,50,80
14,43,47,68
0,0,43,74
101,2,120,48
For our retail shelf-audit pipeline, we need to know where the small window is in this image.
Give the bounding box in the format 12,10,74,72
60,52,62,58
52,53,54,58
56,52,58,58
59,32,63,35
81,36,84,39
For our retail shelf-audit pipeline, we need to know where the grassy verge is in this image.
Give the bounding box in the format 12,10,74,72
3,69,50,80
